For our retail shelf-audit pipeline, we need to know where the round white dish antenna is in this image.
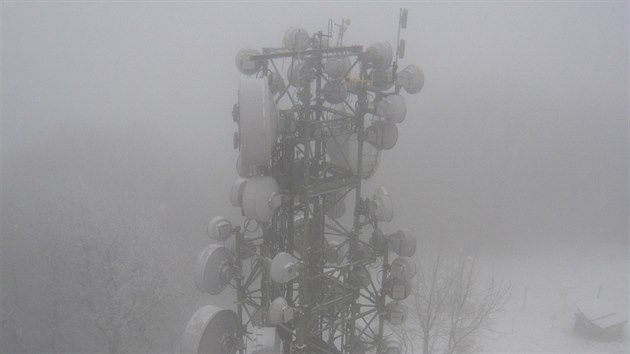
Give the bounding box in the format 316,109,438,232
374,186,389,197
327,133,380,179
268,297,294,325
388,229,416,257
323,80,348,104
390,257,417,280
207,216,233,241
366,42,393,70
242,176,281,223
383,276,411,301
287,60,315,87
366,120,398,150
270,252,299,284
239,77,278,168
372,193,394,222
385,301,407,325
230,178,248,207
396,64,424,94
324,56,351,79
195,244,235,295
376,95,407,123
235,48,262,76
182,305,239,354
283,27,310,51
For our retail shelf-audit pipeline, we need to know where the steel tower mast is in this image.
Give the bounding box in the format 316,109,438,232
183,9,424,354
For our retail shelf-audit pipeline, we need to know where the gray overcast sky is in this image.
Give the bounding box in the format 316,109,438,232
2,2,628,250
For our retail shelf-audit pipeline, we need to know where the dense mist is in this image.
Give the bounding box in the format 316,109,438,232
2,2,627,353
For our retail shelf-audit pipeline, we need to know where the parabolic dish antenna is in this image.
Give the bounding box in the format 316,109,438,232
377,336,402,354
350,266,371,288
268,297,294,325
388,229,416,257
383,276,411,301
241,176,281,223
182,305,239,354
366,42,393,70
390,257,417,280
366,120,399,150
270,252,299,284
283,27,310,51
239,77,279,168
195,244,235,295
396,64,424,94
327,133,380,179
376,94,407,123
372,193,394,222
207,216,233,241
235,48,262,76
385,301,407,325
323,80,349,104
324,56,351,79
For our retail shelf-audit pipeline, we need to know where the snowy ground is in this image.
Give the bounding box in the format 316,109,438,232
471,241,628,353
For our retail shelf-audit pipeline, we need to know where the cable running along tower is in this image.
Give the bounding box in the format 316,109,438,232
183,9,424,354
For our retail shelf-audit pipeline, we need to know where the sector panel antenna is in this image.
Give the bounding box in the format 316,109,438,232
368,68,394,92
241,176,281,223
182,305,239,354
239,78,278,168
230,178,248,207
195,244,235,295
236,153,257,178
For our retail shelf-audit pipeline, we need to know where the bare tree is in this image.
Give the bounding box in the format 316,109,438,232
444,258,510,354
77,220,166,354
406,252,510,354
409,252,454,354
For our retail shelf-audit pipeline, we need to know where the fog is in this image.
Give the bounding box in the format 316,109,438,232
1,2,627,353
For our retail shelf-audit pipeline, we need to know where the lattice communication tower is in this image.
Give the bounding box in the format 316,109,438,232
182,9,424,354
